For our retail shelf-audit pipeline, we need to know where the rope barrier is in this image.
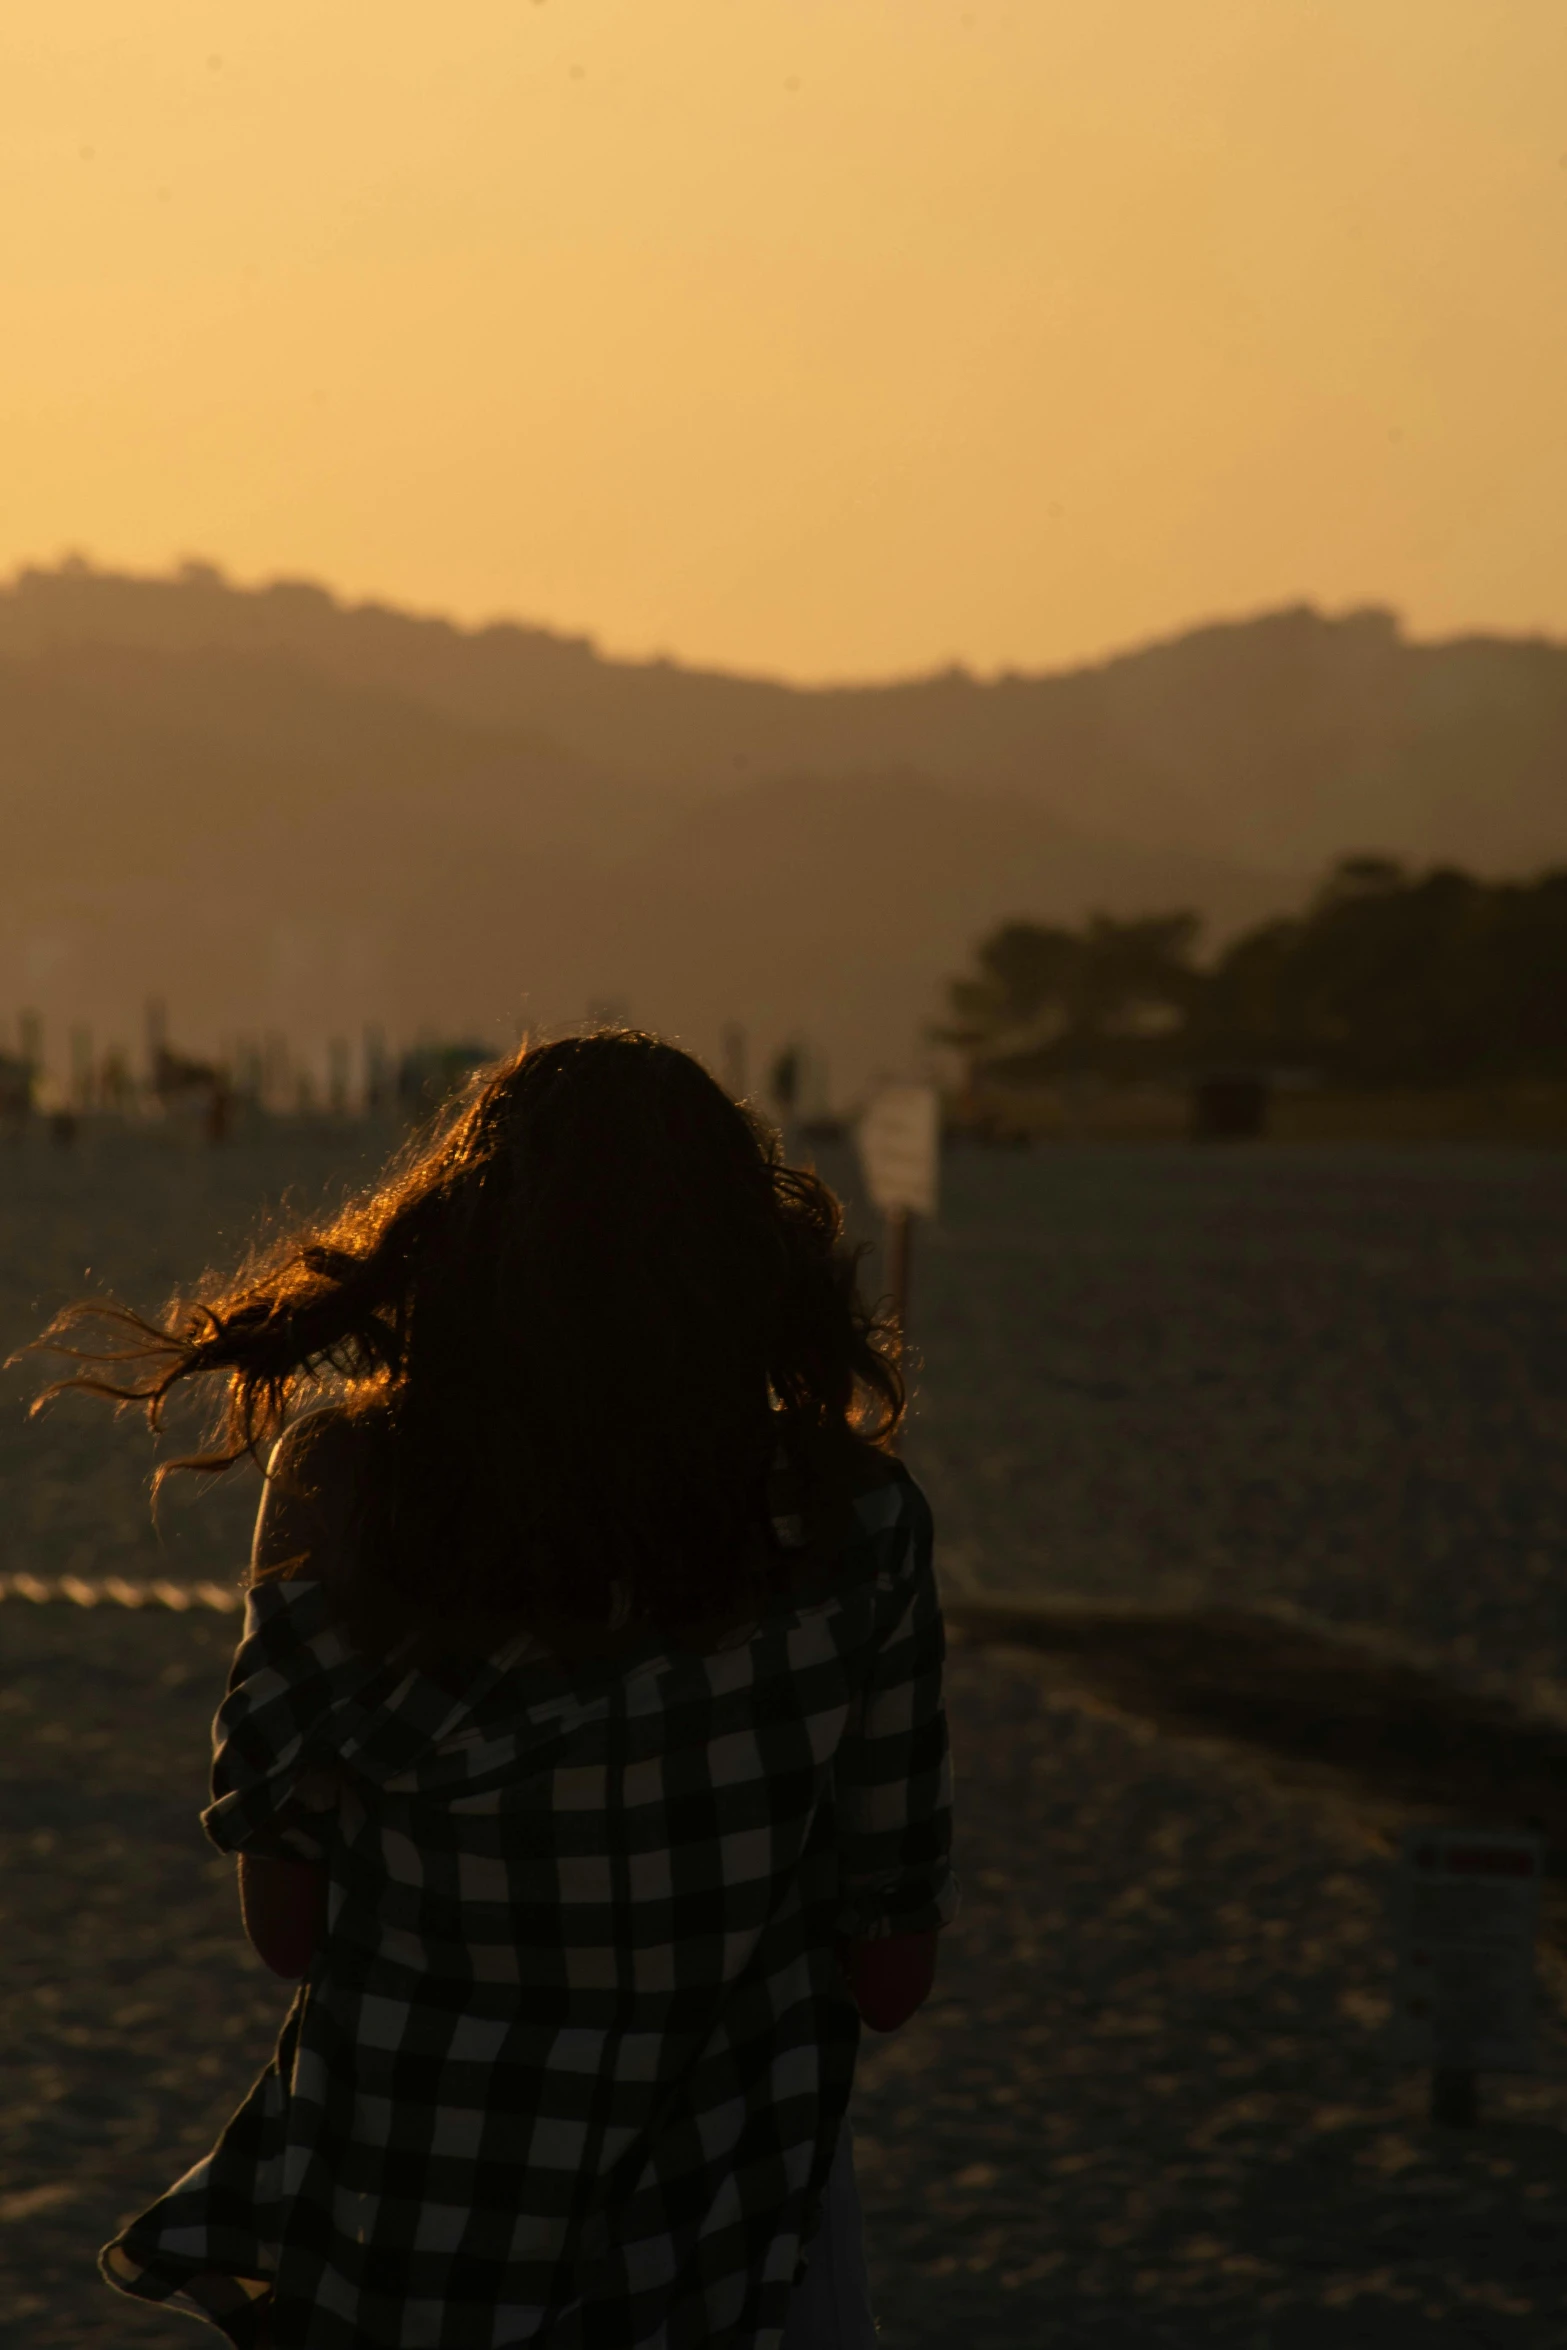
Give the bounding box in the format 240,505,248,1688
0,1572,242,1613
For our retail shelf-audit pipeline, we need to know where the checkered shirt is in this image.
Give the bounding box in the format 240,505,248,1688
101,1462,956,2348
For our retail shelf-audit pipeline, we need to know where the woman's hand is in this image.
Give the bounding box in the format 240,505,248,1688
238,1853,328,1979
842,1931,938,2032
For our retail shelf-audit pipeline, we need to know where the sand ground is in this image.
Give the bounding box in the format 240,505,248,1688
3,1601,1562,2350
6,1129,1566,2342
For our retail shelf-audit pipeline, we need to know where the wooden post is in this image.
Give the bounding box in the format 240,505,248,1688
884,1205,912,1457
328,1037,351,1118
70,1025,94,1112
885,1204,912,1360
1395,1826,1541,2128
858,1083,939,1442
145,997,168,1091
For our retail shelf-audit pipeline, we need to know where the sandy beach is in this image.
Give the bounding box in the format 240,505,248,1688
3,1593,1564,2348
4,1127,1567,2342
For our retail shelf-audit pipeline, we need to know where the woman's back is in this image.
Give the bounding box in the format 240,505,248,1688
110,1456,954,2346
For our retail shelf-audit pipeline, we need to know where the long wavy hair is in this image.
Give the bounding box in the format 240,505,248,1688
30,1033,902,1650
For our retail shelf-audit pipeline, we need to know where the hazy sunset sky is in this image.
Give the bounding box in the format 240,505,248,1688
5,0,1565,679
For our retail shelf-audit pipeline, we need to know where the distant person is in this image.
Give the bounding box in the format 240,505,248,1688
38,1033,956,2348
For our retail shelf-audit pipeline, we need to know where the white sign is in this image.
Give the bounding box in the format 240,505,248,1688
1391,1826,1544,2073
858,1084,940,1219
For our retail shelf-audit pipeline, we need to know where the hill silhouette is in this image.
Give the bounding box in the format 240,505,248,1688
2,561,1564,1089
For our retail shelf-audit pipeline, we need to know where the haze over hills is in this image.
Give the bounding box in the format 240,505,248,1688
1,561,1564,1093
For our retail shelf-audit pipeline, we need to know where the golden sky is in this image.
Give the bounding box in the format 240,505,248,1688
4,0,1565,679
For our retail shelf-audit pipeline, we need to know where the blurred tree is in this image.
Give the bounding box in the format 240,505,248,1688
1194,858,1567,1084
942,860,1567,1090
937,912,1200,1080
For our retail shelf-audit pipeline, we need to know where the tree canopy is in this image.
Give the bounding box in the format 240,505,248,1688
940,861,1567,1088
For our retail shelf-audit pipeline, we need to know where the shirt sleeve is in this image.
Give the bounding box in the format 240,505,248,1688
201,1580,364,1863
833,1473,959,1942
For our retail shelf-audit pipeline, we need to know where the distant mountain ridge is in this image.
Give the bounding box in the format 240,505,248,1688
6,560,1567,870
0,560,1563,1090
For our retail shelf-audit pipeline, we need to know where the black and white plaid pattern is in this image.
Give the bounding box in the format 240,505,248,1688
101,1464,956,2348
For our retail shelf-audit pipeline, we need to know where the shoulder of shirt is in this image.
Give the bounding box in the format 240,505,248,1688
846,1454,928,1535
241,1571,335,1634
